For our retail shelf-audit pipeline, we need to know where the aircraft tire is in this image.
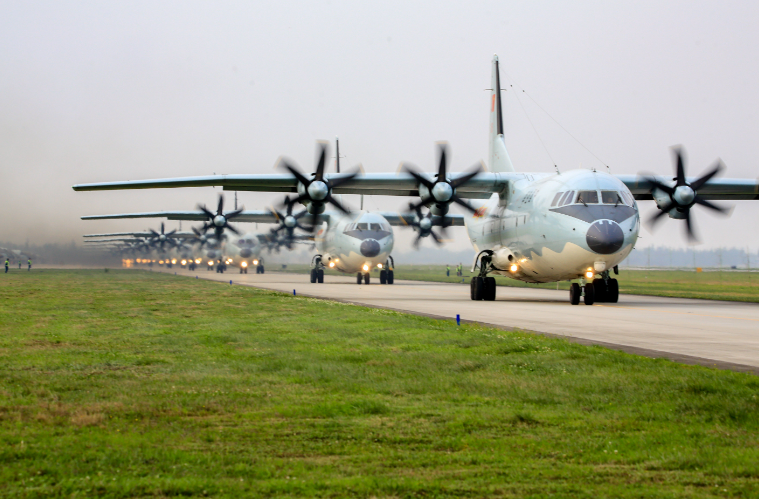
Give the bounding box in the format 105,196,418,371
387,271,394,285
310,269,317,283
593,278,607,302
379,270,387,284
317,270,324,283
357,272,362,284
470,277,484,300
607,279,619,303
569,283,581,305
483,277,497,301
261,266,265,274
364,273,370,285
584,283,595,306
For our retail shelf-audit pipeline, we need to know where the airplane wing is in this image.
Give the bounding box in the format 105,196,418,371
616,175,759,201
82,210,281,224
72,172,506,199
377,212,467,227
83,231,196,238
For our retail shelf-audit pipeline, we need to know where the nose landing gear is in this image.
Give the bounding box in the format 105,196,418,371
569,269,619,305
470,250,497,301
310,255,325,283
379,256,395,284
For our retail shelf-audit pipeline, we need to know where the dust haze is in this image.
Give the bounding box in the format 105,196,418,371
2,1,759,254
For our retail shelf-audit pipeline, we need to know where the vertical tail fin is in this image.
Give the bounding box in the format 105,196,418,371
489,55,515,172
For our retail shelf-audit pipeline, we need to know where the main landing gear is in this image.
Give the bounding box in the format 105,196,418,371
310,255,325,284
379,256,395,285
569,269,619,306
357,272,370,284
256,264,265,274
470,250,497,301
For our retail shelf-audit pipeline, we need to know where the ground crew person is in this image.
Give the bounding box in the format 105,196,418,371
18,261,21,269
4,259,8,273
27,259,31,271
446,264,450,277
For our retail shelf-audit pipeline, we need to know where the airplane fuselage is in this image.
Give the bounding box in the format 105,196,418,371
315,211,394,274
466,169,639,283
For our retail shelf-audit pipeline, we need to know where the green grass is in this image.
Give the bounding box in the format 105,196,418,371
1,269,759,497
277,263,759,303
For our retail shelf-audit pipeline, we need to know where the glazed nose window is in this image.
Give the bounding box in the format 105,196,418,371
576,190,599,204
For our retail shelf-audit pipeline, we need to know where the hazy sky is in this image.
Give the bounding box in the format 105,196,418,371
2,0,758,252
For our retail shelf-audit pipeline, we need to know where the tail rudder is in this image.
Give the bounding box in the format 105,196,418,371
489,54,515,172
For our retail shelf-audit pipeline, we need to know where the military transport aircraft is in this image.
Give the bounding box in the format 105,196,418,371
81,142,461,284
73,55,759,304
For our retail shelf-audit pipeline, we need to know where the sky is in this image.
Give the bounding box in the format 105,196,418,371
1,0,758,253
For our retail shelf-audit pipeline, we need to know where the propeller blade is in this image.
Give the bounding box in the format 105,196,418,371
693,196,729,214
407,195,434,214
198,205,215,219
225,223,241,235
690,161,724,191
403,166,435,190
450,195,477,213
282,163,312,188
225,209,243,220
166,229,177,237
437,143,448,181
325,194,350,214
449,163,485,188
647,203,672,228
645,177,675,195
684,210,698,243
314,143,327,181
429,230,443,245
161,222,165,234
217,195,224,215
327,170,359,189
673,147,686,186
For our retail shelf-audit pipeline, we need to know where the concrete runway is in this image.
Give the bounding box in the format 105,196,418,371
156,267,759,373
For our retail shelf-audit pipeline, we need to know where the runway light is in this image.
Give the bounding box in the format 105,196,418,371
377,263,383,269
253,260,259,265
586,271,594,279
509,264,518,272
329,262,335,268
241,261,248,267
362,264,370,272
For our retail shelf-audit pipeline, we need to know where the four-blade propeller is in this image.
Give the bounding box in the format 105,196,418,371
644,147,729,241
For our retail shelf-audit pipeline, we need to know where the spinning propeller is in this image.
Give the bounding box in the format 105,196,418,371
147,222,177,250
197,194,243,238
277,141,357,215
191,226,217,249
403,142,484,216
403,204,447,248
644,147,729,241
269,196,314,250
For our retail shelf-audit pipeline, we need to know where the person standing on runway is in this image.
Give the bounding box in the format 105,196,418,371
4,259,9,273
27,259,31,271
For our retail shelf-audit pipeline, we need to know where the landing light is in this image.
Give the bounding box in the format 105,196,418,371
159,260,164,265
586,271,594,279
208,261,213,265
171,259,177,265
509,264,518,273
362,264,370,272
377,263,383,269
195,259,201,264
181,260,187,265
329,262,335,268
241,261,248,267
253,260,259,265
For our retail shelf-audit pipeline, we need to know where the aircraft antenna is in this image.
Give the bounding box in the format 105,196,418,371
234,191,238,210
508,82,558,173
503,73,609,172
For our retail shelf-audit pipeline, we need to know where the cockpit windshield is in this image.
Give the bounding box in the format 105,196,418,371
576,190,599,204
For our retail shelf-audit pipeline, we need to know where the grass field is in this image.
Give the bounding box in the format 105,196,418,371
275,263,759,303
1,269,759,497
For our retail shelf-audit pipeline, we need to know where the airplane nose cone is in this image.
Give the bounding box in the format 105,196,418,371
239,248,252,258
360,239,381,257
586,220,624,254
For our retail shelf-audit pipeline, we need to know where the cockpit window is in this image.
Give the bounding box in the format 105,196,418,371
551,192,563,207
601,191,621,204
370,223,382,231
356,223,369,230
576,190,599,204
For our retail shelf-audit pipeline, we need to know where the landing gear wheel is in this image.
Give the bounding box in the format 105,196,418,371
483,277,497,301
593,278,607,302
470,276,484,300
357,272,362,285
364,273,370,285
387,270,394,284
569,283,581,305
310,269,317,283
607,279,619,303
317,269,324,283
584,282,595,306
380,270,387,284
